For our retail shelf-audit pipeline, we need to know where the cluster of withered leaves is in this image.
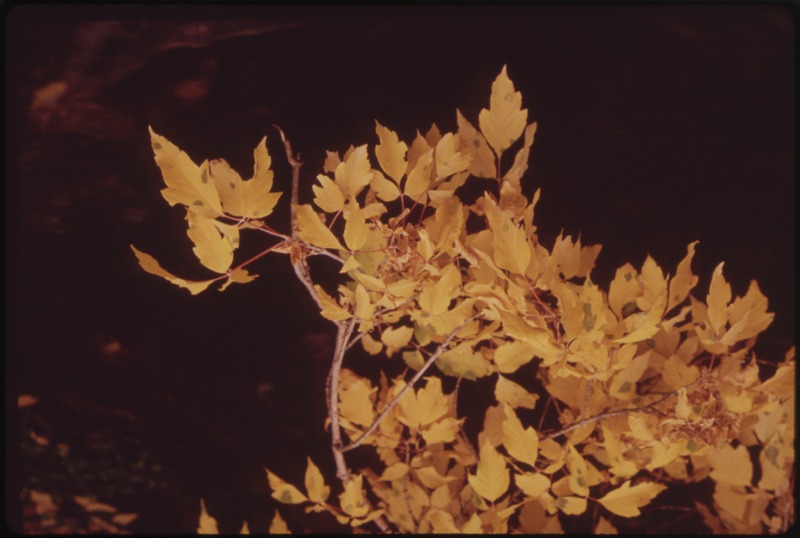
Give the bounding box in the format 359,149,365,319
134,67,794,533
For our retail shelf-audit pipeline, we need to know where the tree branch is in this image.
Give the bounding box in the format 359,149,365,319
341,314,479,453
542,378,701,441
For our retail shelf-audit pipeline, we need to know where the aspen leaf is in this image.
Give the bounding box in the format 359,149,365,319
553,496,587,515
343,198,368,251
468,440,510,503
149,127,223,218
494,341,537,374
369,169,401,202
515,472,550,498
495,375,539,409
374,121,408,183
294,204,344,250
315,285,352,321
339,475,369,518
422,417,462,445
668,241,699,311
197,499,219,534
479,66,527,156
186,211,235,273
266,469,308,504
434,132,471,178
707,262,731,334
565,444,589,497
334,145,373,198
404,148,434,200
312,174,345,213
269,510,290,534
339,377,376,428
131,246,215,294
304,457,330,504
708,444,753,487
501,404,538,466
456,109,496,178
596,480,666,518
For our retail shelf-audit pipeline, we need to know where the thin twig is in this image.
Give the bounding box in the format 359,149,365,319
341,315,479,453
542,378,701,441
329,317,357,482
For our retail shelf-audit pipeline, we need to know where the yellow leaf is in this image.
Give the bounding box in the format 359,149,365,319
627,415,654,441
197,499,219,534
515,472,550,499
268,510,290,534
596,480,667,518
339,475,370,518
334,145,373,198
380,325,413,356
594,516,618,534
636,256,667,313
427,510,460,533
421,417,462,445
708,444,753,487
553,496,587,515
354,284,374,322
294,204,344,250
478,66,528,156
667,241,699,311
501,404,538,466
725,280,774,343
266,469,308,504
218,267,257,292
209,138,281,219
456,109,496,178
468,440,511,503
434,132,471,178
343,198,368,251
608,263,640,320
312,174,345,213
417,264,461,315
315,285,351,321
502,122,537,187
404,148,434,201
707,262,731,334
435,341,492,380
131,246,215,294
675,387,691,420
612,295,665,344
304,457,330,505
374,121,408,183
415,376,451,427
484,195,530,275
646,440,683,471
493,341,537,374
369,169,401,202
149,127,222,218
186,211,235,273
380,462,409,481
566,444,589,497
495,375,539,410
608,353,649,401
339,377,376,428
415,466,457,489
601,424,638,477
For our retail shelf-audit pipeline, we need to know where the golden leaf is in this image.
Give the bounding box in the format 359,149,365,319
380,462,409,481
334,145,373,198
595,516,618,534
312,174,345,213
435,341,492,380
339,377,376,428
708,444,753,487
218,267,257,292
501,405,538,466
294,204,344,250
707,262,731,334
269,510,290,534
380,325,413,356
209,139,281,219
415,376,451,427
339,475,370,518
495,375,539,410
553,496,587,515
484,195,530,275
418,264,461,315
468,440,511,503
503,122,537,187
601,424,638,478
434,132,471,178
515,472,550,499
131,245,215,294
374,121,408,183
565,444,589,497
724,280,774,344
493,341,537,374
315,285,351,321
478,66,528,156
266,469,308,504
456,109,496,178
608,263,640,320
636,256,667,313
369,169,402,202
197,499,219,534
427,510,460,533
304,457,330,505
343,198,368,251
422,417,462,445
404,148,434,201
668,241,699,311
596,480,667,518
186,211,235,273
149,127,223,218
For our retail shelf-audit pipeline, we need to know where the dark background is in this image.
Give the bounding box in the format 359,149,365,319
5,3,795,534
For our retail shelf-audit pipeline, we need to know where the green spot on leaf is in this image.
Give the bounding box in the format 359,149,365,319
582,303,596,332
229,181,236,190
473,139,481,148
279,491,293,503
621,302,638,317
153,142,162,150
686,438,699,452
624,272,633,282
201,168,209,184
192,200,204,207
765,444,780,466
619,382,632,393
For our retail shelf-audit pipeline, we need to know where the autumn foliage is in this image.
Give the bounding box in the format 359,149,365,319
134,67,794,534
